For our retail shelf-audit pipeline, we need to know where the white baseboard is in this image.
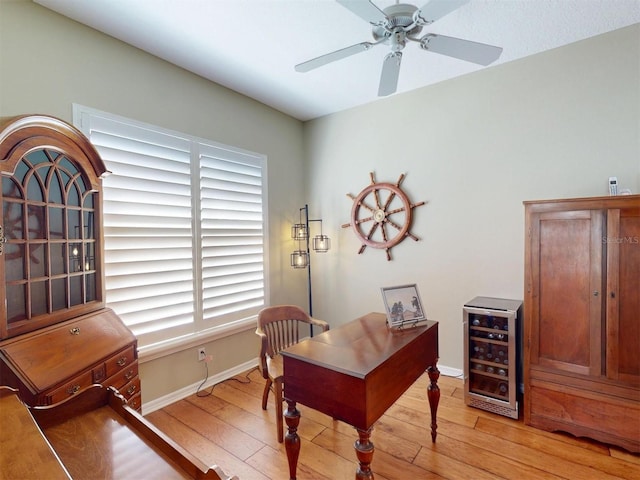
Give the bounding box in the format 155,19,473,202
140,361,462,416
438,365,463,378
141,358,258,415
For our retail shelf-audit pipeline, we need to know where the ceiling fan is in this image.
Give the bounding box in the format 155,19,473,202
295,0,503,96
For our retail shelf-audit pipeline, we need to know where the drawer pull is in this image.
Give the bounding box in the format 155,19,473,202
116,357,128,367
124,370,135,380
67,384,81,395
69,327,81,335
126,384,137,396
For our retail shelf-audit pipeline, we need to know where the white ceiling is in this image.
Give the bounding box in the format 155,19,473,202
35,0,640,121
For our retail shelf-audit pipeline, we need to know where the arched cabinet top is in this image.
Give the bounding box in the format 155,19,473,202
0,114,107,190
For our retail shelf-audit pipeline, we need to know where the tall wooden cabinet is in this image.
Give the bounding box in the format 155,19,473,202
524,195,640,452
0,115,140,411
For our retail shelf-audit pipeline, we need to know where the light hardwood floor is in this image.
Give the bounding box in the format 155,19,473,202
146,368,639,479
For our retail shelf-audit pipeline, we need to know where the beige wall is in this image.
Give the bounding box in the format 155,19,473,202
0,0,308,405
2,0,638,404
303,24,640,371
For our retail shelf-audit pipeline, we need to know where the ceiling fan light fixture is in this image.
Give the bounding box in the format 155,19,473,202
390,29,407,51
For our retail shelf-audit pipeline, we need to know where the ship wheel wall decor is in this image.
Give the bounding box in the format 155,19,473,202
342,172,425,261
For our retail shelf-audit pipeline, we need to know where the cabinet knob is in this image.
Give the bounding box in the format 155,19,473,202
69,327,81,335
593,291,599,297
611,291,616,299
67,384,81,395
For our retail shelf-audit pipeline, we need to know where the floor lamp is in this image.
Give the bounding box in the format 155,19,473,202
290,204,330,335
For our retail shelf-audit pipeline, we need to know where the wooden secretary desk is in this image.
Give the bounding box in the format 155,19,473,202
0,115,140,411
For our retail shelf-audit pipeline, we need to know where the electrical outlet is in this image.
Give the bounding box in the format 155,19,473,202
197,347,206,361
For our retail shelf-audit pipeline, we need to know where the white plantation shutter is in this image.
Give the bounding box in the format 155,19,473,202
74,106,267,350
200,145,265,324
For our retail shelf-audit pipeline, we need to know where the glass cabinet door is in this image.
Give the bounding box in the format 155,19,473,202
2,147,101,339
463,300,521,419
467,311,512,402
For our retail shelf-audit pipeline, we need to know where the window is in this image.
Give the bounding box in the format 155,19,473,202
74,105,267,353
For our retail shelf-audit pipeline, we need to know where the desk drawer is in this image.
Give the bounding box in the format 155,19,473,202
106,362,138,390
105,346,136,378
118,377,140,401
127,392,142,412
46,370,93,404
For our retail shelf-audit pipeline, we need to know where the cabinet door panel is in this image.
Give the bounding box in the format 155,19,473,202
607,208,640,384
1,115,107,340
533,210,603,376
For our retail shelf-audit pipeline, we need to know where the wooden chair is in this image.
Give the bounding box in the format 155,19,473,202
255,305,329,442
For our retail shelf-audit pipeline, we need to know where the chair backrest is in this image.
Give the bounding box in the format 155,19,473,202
258,305,313,357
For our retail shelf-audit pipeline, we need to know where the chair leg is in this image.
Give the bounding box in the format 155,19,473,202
262,378,272,411
274,378,284,443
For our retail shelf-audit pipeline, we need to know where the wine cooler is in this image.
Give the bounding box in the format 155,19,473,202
464,296,523,419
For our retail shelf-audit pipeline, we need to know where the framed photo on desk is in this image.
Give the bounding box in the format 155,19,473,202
381,284,426,327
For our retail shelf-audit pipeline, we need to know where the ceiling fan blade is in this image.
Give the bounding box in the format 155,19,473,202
378,52,402,96
416,0,470,24
420,34,503,65
295,42,374,73
336,0,387,25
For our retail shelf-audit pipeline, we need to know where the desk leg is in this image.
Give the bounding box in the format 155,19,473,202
427,365,440,443
284,400,300,480
354,427,374,480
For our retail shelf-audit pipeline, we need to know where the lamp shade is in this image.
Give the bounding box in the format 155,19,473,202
291,223,308,240
290,250,309,268
313,235,330,252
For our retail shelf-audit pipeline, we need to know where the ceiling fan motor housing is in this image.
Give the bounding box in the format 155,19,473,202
372,4,423,44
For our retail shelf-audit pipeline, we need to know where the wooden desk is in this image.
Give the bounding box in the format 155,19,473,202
0,385,236,480
281,312,439,480
0,387,70,479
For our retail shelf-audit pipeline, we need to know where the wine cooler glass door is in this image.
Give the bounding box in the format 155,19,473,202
464,305,518,414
